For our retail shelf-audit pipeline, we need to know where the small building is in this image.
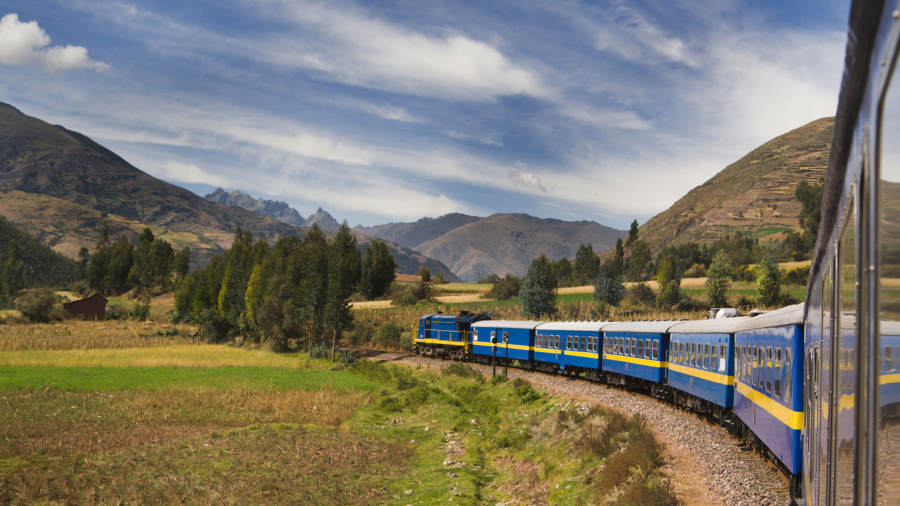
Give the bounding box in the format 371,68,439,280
62,293,108,321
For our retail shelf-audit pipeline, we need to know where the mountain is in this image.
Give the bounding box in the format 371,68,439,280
633,116,832,254
204,188,306,227
0,101,302,265
358,212,627,282
0,101,458,279
305,207,340,232
353,213,481,249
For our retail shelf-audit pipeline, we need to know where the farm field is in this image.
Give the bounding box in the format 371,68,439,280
0,323,675,505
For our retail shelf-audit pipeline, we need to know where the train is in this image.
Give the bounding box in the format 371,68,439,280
416,1,900,503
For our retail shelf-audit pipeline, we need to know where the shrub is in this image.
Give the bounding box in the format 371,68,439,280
311,340,332,359
132,297,151,322
625,283,656,306
593,264,625,306
106,305,128,321
378,396,403,413
784,265,811,285
48,306,71,322
483,274,522,300
512,378,542,403
372,322,405,349
490,374,509,385
683,263,707,278
706,251,731,307
198,307,230,344
756,255,781,306
349,323,375,346
442,363,485,382
18,290,58,323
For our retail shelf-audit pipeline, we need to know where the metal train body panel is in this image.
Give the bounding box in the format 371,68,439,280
471,320,542,362
534,322,609,373
602,331,668,383
601,321,680,384
734,323,804,475
667,332,734,408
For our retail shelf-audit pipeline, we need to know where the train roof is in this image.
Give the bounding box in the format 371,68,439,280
734,303,805,332
471,320,543,330
602,320,685,333
534,321,614,332
670,316,752,334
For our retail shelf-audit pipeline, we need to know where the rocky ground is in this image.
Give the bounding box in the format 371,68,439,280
362,350,791,506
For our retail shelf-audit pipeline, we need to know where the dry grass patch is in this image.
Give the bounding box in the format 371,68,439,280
0,344,324,368
1,424,410,506
0,320,200,351
0,387,371,464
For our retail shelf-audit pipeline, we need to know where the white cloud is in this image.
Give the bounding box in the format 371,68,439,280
446,130,503,147
508,170,547,193
0,14,110,72
594,3,699,68
558,105,652,131
255,1,548,101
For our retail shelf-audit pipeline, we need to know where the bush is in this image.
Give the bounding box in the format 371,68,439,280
132,297,151,322
784,265,811,285
372,322,405,349
593,265,625,306
512,378,542,403
106,305,128,321
349,323,376,346
48,306,71,322
683,263,707,278
198,307,230,344
490,374,509,386
483,274,522,300
625,283,656,306
756,255,781,306
442,363,485,382
18,290,58,323
311,340,332,359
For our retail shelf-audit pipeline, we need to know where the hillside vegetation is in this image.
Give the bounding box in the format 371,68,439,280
635,117,832,254
0,214,80,287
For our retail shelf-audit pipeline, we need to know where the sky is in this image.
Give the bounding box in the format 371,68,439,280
0,0,850,230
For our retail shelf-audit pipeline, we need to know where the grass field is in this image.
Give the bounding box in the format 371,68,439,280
0,320,680,505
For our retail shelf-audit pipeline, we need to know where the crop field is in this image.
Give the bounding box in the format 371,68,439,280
0,319,678,505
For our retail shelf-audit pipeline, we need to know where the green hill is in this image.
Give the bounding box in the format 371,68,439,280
0,213,80,287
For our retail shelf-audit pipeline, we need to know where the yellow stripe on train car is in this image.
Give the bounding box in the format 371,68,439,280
736,382,803,430
603,353,667,368
668,363,734,385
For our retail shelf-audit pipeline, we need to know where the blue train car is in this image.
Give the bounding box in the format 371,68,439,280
415,311,489,360
471,320,541,366
532,321,610,378
880,322,900,417
668,316,747,420
601,321,678,395
733,303,804,486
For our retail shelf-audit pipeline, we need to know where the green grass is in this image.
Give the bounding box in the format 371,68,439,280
0,366,379,392
747,226,792,238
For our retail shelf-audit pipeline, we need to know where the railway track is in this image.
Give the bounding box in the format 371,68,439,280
352,348,791,506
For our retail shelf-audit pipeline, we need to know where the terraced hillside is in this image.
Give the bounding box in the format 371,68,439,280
636,116,832,254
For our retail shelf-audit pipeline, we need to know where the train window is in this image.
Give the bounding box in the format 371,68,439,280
774,348,782,399
751,347,757,387
603,337,607,352
703,344,710,370
712,345,718,372
887,346,895,373
766,347,773,394
580,336,585,351
555,335,560,348
645,340,651,359
615,337,620,353
566,335,571,350
630,338,636,356
652,340,659,360
638,339,644,357
736,347,741,379
784,349,791,403
626,338,631,355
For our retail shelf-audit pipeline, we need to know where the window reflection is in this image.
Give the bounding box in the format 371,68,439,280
878,38,900,506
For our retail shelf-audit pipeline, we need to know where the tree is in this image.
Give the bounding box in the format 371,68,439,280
554,257,574,287
520,254,558,318
484,274,522,300
615,238,625,263
324,222,361,360
173,246,191,279
756,255,781,306
0,240,25,308
656,255,681,308
299,224,330,355
574,244,600,286
706,251,732,307
77,247,89,279
626,240,651,282
360,239,397,300
593,263,624,306
416,266,431,284
625,220,639,247
795,179,824,252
